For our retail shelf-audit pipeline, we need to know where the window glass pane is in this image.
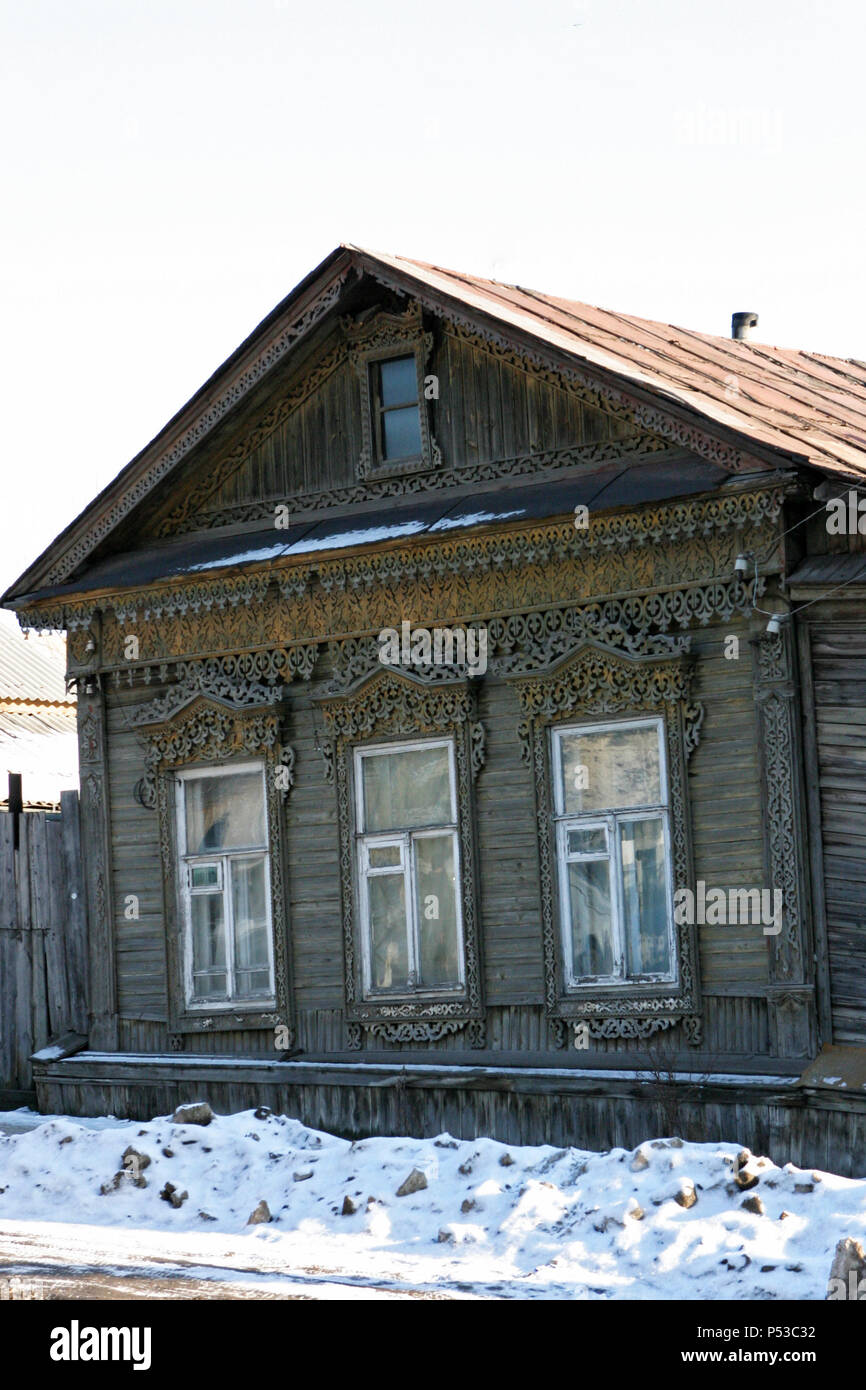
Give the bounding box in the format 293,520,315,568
367,872,409,990
232,857,270,987
559,725,662,815
382,405,423,460
379,355,418,407
566,858,615,978
184,771,265,852
369,843,402,869
414,834,460,988
236,969,271,997
620,817,671,977
566,826,608,857
191,892,226,998
191,863,220,889
362,745,452,832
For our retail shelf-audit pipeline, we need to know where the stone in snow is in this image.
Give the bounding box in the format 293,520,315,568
827,1237,866,1299
172,1102,214,1127
159,1182,188,1209
741,1194,765,1216
248,1199,271,1225
396,1168,428,1197
121,1147,151,1189
341,1195,358,1216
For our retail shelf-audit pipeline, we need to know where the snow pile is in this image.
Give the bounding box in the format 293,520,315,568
0,1108,864,1298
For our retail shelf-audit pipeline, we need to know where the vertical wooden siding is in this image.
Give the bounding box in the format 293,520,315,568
809,623,866,1042
0,793,88,1091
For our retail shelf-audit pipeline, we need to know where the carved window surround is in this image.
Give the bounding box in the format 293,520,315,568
509,639,704,1047
317,667,485,1048
345,303,441,481
134,692,294,1040
751,627,816,1057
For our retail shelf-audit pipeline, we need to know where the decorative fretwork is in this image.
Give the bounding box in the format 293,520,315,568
751,627,814,1056
155,338,349,538
134,693,294,1040
172,435,669,534
510,640,703,1045
21,486,783,655
78,682,118,1049
318,667,485,1047
345,303,441,480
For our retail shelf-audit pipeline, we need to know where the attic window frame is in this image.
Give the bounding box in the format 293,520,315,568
369,350,425,468
347,306,441,482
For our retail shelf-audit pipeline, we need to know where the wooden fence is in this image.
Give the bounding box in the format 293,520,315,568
0,791,88,1098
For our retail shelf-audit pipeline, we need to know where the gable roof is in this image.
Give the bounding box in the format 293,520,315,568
5,243,866,606
368,248,866,480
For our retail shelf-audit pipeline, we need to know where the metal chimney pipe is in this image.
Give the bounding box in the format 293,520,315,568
732,311,759,341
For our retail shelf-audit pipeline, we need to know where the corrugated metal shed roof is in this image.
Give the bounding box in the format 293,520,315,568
0,705,78,808
0,610,73,706
353,247,866,482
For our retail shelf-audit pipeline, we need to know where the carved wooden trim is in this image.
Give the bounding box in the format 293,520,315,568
168,435,669,534
751,627,816,1056
509,639,703,1046
345,303,441,480
78,671,118,1050
134,693,294,1039
24,485,786,662
318,667,485,1049
155,337,348,538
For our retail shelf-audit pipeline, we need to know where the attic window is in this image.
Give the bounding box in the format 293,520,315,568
373,355,423,462
346,304,441,481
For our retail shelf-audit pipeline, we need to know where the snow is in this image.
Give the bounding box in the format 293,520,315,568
184,542,289,573
0,1108,861,1298
289,520,427,552
431,508,526,531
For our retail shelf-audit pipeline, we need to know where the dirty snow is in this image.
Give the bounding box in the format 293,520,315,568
0,1108,862,1299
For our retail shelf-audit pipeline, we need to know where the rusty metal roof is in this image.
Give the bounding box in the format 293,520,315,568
6,242,866,609
354,247,866,482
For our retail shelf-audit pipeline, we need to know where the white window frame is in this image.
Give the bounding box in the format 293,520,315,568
175,760,275,1010
354,737,466,999
551,717,676,990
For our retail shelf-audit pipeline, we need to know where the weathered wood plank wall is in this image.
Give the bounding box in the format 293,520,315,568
191,323,638,520
806,620,866,1043
0,792,88,1093
102,615,779,1062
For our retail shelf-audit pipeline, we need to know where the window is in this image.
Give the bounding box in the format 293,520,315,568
175,762,275,1007
354,739,464,997
551,717,675,987
372,354,423,463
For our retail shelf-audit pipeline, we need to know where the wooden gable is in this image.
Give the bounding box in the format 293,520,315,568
137,295,663,544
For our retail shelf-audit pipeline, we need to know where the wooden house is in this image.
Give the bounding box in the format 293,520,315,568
5,246,866,1171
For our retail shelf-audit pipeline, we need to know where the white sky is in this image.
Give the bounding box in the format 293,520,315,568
1,0,864,596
